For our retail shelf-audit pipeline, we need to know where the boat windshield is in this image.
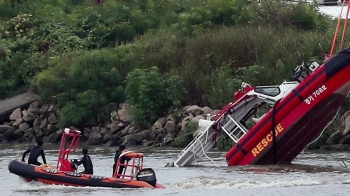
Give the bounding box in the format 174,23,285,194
254,86,280,97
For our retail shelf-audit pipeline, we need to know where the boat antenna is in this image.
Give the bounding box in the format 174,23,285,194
339,3,350,52
329,0,350,58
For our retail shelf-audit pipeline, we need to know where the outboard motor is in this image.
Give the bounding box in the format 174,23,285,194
136,168,157,187
293,62,320,83
293,62,311,82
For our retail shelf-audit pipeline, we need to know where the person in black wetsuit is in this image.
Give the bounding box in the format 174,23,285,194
73,148,93,175
112,144,130,177
21,139,47,166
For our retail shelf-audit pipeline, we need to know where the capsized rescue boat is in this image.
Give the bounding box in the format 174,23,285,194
173,47,350,167
8,128,165,188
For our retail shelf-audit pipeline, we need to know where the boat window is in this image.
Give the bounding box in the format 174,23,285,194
254,87,280,97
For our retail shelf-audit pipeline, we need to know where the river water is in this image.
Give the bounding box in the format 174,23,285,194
2,144,350,196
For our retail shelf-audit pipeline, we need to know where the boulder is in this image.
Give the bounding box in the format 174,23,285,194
46,124,58,136
9,108,22,120
164,120,176,133
118,103,131,123
122,129,151,146
42,136,49,143
340,134,350,145
91,126,100,133
48,132,61,143
12,118,22,126
48,113,58,124
138,129,151,140
130,132,146,143
142,140,154,147
39,118,48,129
19,122,30,132
22,109,30,117
0,125,11,134
201,106,214,116
3,126,16,139
153,117,166,128
23,128,34,140
212,110,220,116
107,122,124,135
326,131,343,145
341,110,350,122
47,105,55,112
87,132,103,145
180,116,192,132
34,127,44,138
33,116,42,127
16,137,24,144
27,101,41,114
100,127,108,136
22,114,35,123
192,115,205,123
56,129,64,135
150,127,164,140
83,127,92,138
166,114,176,123
112,131,122,139
110,111,119,122
186,105,203,116
104,140,120,147
122,135,137,146
343,115,350,135
120,125,131,136
13,128,25,139
163,132,175,145
193,127,205,137
40,104,49,113
103,132,113,143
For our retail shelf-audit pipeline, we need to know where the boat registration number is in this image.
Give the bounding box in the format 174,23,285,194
65,172,82,177
304,85,327,104
44,168,58,174
90,175,104,180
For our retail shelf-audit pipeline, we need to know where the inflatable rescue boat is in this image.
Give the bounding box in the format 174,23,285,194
8,128,165,188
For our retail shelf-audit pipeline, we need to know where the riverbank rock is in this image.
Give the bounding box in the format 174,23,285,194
1,96,350,153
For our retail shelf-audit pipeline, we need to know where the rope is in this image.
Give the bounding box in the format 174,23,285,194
302,103,343,154
197,138,221,167
136,125,221,167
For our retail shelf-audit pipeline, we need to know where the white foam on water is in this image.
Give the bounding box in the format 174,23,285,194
172,176,324,189
16,179,113,192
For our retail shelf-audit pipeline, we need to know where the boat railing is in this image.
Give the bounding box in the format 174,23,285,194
220,114,248,143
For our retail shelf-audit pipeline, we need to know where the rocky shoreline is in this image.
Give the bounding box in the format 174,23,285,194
0,101,219,148
1,100,350,152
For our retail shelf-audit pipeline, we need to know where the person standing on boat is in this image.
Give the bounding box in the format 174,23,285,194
21,139,47,166
73,148,94,175
113,144,130,177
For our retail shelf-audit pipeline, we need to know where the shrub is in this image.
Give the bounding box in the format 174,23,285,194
32,49,126,126
172,120,198,147
125,66,186,128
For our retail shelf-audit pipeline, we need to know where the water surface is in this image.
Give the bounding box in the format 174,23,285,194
2,144,350,196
